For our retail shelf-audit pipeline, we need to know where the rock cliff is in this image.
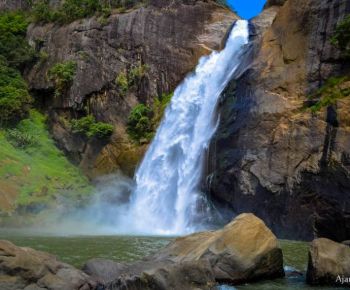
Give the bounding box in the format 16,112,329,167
208,0,350,241
24,0,238,178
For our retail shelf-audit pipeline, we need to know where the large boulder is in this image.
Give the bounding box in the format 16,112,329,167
306,238,350,287
83,213,284,289
0,240,97,290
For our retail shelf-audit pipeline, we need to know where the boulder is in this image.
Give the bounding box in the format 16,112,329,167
0,240,97,290
83,213,284,289
306,238,350,287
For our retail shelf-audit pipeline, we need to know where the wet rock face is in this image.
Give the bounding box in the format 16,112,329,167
25,1,237,178
208,0,350,241
0,240,97,290
83,214,284,290
306,238,350,287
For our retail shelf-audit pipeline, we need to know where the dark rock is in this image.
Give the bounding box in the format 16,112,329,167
264,0,287,8
0,240,97,290
207,0,350,241
83,213,284,290
306,238,350,287
0,0,29,10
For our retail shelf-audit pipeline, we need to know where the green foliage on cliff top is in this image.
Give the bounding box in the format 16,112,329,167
0,63,33,123
0,12,34,123
0,110,92,209
32,0,146,24
310,76,350,112
48,60,77,97
71,115,114,139
127,92,173,143
0,11,34,68
331,15,350,58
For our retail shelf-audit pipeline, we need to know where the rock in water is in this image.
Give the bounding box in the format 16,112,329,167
84,214,284,289
306,238,350,287
0,240,96,290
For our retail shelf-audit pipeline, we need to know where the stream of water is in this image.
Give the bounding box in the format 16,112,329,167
128,20,249,235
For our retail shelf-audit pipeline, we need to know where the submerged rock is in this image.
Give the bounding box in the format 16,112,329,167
83,213,284,289
0,240,96,290
306,238,350,287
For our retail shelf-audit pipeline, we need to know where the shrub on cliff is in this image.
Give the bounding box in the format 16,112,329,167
0,63,32,123
310,76,350,112
331,15,350,59
48,61,77,97
0,11,35,68
127,93,173,143
129,64,149,86
127,104,153,143
32,0,56,23
71,115,114,139
0,12,33,123
115,71,129,94
152,92,172,128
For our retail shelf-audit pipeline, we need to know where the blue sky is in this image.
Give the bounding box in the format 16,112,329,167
227,0,267,19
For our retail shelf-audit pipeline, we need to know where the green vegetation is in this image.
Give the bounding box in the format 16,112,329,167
0,63,32,123
331,15,350,58
6,128,37,149
0,12,34,123
129,64,149,86
0,110,92,208
71,115,114,139
32,0,146,24
0,11,34,68
115,71,129,94
127,93,172,143
115,64,149,95
48,61,77,97
127,104,153,143
152,92,172,127
309,76,350,112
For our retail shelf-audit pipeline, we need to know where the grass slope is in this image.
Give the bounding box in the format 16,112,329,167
0,110,92,213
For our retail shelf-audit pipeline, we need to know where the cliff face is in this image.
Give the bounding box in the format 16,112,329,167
208,0,350,241
25,0,237,178
0,0,29,10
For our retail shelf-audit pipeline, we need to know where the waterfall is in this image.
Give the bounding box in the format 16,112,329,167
128,20,249,235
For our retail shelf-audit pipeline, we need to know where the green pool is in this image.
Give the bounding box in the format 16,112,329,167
0,230,344,290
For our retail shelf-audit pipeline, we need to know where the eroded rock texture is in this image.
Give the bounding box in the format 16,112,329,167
0,240,96,290
306,238,350,287
24,0,237,178
208,0,350,241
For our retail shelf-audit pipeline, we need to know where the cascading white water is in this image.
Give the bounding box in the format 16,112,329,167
128,20,249,235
